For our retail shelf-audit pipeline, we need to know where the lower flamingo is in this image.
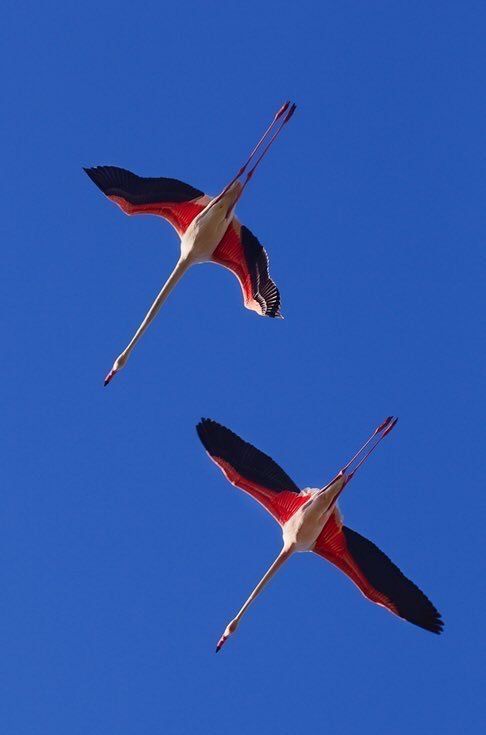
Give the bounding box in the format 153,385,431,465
196,416,443,652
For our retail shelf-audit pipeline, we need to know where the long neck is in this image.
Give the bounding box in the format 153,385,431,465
122,257,190,359
234,546,293,625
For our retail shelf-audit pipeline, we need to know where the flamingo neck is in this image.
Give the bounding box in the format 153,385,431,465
121,257,191,361
234,546,293,625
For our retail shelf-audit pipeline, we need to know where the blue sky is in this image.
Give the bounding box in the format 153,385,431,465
2,1,484,733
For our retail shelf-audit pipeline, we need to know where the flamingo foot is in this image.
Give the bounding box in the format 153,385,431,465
344,416,398,479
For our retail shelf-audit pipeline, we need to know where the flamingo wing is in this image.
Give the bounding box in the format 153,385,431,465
212,220,282,317
84,166,210,235
196,419,307,524
313,510,443,633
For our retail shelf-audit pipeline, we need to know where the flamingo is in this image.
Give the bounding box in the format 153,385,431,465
84,101,296,385
196,416,443,652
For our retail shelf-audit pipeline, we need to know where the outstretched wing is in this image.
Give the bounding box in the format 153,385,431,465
84,166,210,235
196,419,307,524
313,511,443,633
212,220,282,317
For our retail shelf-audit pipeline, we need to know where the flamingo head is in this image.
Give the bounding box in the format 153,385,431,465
215,618,239,653
104,353,128,387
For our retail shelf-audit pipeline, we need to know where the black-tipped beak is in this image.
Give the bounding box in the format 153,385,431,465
215,635,227,653
104,369,116,387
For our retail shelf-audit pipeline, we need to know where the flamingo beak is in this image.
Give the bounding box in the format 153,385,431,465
215,634,228,653
103,368,117,387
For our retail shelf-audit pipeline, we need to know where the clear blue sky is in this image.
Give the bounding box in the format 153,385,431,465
2,2,484,733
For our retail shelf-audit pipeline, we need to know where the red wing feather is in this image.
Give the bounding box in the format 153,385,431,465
196,419,307,525
212,221,282,317
314,512,397,611
84,166,209,235
313,511,443,633
107,195,208,235
214,457,309,524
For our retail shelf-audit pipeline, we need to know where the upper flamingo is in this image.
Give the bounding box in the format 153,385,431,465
196,416,443,652
84,101,296,385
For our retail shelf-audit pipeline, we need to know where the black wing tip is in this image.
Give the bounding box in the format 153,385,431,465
255,265,280,315
196,417,221,449
196,418,246,465
84,166,204,204
418,607,444,635
419,619,444,635
196,418,300,495
342,526,444,636
83,165,111,192
83,165,97,181
196,418,247,447
83,164,126,172
399,588,444,635
196,417,206,438
263,292,282,318
83,165,132,195
240,226,282,319
196,417,216,432
83,166,97,179
83,167,101,192
84,165,106,176
408,604,444,634
196,417,232,438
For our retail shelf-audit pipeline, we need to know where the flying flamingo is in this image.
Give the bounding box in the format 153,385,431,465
196,416,443,651
84,101,296,385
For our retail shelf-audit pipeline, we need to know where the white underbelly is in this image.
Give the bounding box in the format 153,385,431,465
283,515,324,551
181,206,233,262
282,477,345,551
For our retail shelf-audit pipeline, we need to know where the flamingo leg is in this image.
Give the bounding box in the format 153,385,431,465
318,417,398,515
208,101,296,217
218,100,294,200
343,416,398,479
232,102,296,207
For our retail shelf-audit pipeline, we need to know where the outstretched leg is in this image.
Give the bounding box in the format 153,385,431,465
319,416,398,499
234,102,296,205
222,101,292,191
211,101,297,216
341,416,398,479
